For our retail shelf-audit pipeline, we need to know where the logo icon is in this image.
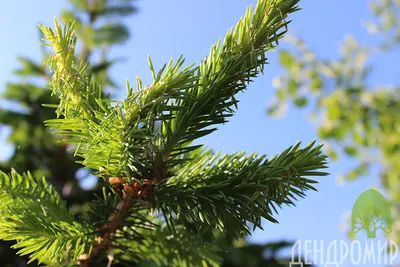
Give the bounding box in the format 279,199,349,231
351,189,392,238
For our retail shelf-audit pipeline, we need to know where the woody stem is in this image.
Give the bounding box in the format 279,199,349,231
78,190,135,266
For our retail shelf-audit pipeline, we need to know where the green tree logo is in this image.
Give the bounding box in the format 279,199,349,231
351,189,392,238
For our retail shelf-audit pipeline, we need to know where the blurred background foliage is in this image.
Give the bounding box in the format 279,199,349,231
268,0,400,243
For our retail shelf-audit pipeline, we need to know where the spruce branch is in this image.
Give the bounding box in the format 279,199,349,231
160,0,301,158
114,225,222,267
39,0,301,179
154,142,328,238
0,170,94,264
0,1,139,265
0,169,72,222
35,0,331,265
78,187,159,266
78,189,136,266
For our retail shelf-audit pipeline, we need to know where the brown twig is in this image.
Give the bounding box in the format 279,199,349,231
77,179,156,266
77,161,165,265
77,188,135,266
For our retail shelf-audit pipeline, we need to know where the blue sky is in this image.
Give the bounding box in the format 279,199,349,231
0,1,396,266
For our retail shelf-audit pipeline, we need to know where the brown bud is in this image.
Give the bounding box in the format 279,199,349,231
108,177,126,185
123,183,140,196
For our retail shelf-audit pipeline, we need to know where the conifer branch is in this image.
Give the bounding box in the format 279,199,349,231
0,170,94,264
39,0,302,179
154,142,328,238
114,224,222,266
78,189,136,266
161,0,301,158
33,0,331,265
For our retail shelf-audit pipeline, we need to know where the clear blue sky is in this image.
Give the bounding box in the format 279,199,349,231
0,1,395,266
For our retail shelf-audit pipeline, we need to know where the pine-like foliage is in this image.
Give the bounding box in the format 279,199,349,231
0,170,94,264
0,0,136,265
0,0,328,266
